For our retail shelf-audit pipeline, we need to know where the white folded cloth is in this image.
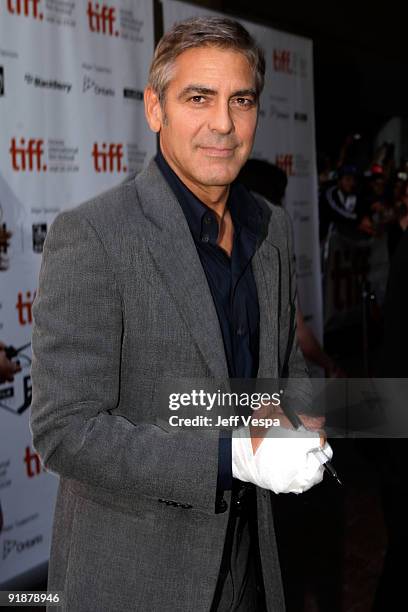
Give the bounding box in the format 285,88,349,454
232,426,333,494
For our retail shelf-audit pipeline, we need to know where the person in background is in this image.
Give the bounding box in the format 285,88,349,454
319,164,372,240
387,178,408,257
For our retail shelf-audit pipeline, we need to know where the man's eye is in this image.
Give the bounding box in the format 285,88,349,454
234,97,255,108
189,95,206,104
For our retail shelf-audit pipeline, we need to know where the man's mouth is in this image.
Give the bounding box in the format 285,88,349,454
199,146,236,158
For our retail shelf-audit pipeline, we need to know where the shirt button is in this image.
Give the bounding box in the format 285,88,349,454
201,234,210,243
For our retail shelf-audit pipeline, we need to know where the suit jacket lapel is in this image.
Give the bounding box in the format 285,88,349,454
252,238,280,379
132,160,229,379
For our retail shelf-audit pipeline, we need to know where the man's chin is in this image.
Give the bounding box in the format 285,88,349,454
197,165,242,187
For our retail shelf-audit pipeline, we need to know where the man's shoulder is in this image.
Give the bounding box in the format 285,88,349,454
52,158,165,231
58,174,140,230
249,190,290,240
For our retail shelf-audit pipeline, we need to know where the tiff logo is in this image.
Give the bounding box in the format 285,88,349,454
24,446,42,477
87,2,118,36
9,138,46,172
92,143,126,173
16,290,36,325
275,154,294,176
6,0,43,19
273,50,293,74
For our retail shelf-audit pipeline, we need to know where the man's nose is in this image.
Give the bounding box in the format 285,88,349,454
208,100,234,134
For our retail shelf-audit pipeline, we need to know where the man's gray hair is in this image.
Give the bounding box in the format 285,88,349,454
148,16,265,103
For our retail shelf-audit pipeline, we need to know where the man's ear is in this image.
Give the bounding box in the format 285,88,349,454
144,87,163,133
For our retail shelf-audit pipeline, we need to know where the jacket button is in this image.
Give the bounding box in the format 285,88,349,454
216,498,228,513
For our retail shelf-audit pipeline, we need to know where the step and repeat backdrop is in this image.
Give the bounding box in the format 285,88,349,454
0,0,321,585
0,0,155,585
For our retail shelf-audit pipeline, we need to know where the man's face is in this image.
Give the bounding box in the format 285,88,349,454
338,175,356,195
145,46,259,192
371,177,385,197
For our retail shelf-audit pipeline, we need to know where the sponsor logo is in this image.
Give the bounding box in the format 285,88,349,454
275,154,294,177
0,387,14,401
0,205,12,271
270,104,289,120
6,0,43,20
83,75,114,97
273,49,292,73
9,138,46,172
294,112,308,122
92,142,126,173
15,512,39,528
273,49,307,77
293,211,310,223
123,88,143,101
24,73,72,94
0,49,18,60
0,375,31,415
32,223,47,253
87,2,118,36
16,290,36,325
24,446,43,478
0,66,4,96
3,534,43,560
275,154,310,178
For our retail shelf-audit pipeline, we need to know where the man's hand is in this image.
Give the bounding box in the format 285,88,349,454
250,399,326,454
233,425,333,494
0,342,21,383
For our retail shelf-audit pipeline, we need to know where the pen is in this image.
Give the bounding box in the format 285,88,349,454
312,447,342,485
279,395,342,485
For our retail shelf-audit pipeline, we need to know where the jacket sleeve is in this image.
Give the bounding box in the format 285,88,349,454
30,208,220,514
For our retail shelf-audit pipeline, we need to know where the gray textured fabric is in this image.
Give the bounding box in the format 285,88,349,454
30,159,309,611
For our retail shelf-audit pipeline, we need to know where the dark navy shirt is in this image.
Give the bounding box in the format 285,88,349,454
155,149,262,490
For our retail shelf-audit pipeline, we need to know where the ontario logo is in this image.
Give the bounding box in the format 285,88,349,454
3,535,43,560
83,75,115,97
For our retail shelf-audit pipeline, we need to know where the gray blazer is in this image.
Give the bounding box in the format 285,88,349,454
30,159,309,611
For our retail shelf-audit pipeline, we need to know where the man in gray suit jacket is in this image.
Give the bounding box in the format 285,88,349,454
30,16,329,612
